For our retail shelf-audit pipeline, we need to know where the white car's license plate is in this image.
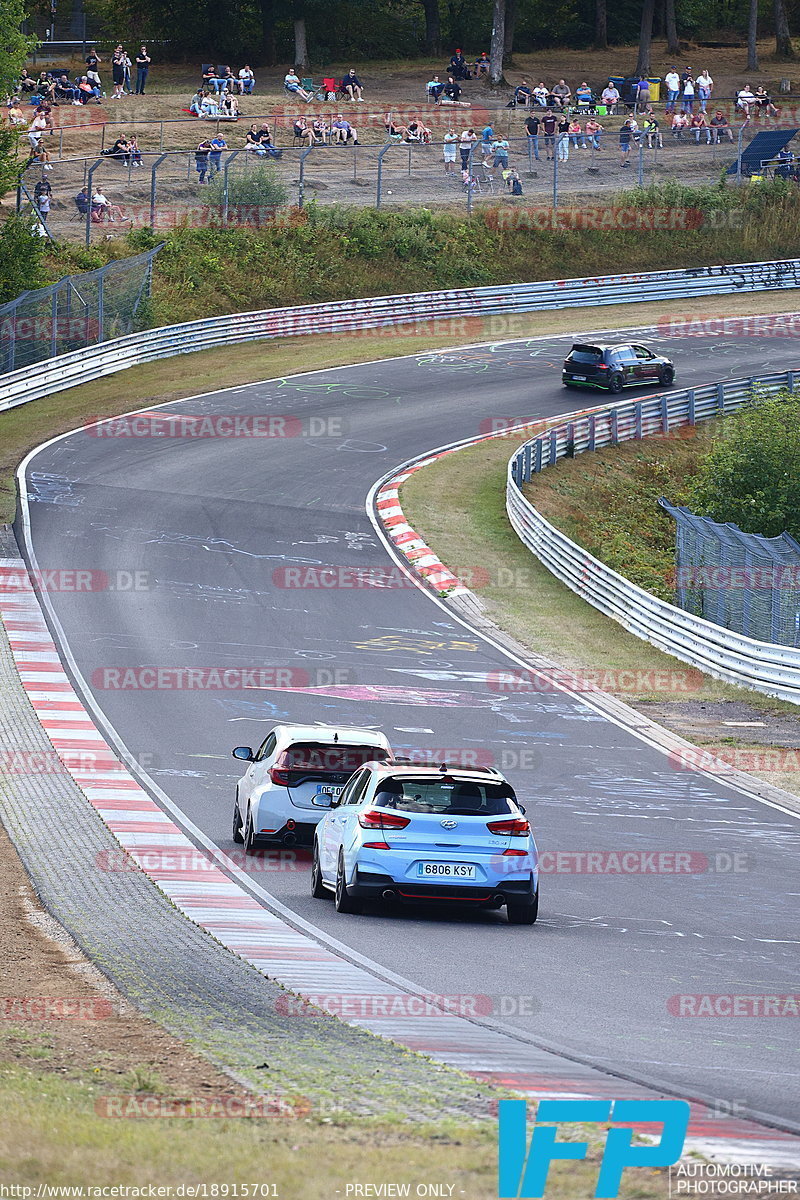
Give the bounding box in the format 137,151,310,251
317,784,344,797
572,374,586,381
417,862,476,880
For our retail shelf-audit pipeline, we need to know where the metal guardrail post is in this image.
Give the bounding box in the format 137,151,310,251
97,270,104,343
85,158,102,248
637,136,645,187
466,143,475,215
149,152,169,228
221,150,243,223
376,143,393,209
553,138,559,210
298,145,315,210
737,124,745,183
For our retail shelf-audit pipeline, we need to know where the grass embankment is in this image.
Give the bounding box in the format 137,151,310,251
25,180,800,324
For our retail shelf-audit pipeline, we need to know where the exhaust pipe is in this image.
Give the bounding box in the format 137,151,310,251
381,889,396,901
493,893,504,904
283,832,297,846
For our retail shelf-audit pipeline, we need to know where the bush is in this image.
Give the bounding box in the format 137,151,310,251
687,390,800,539
0,214,48,304
205,163,289,214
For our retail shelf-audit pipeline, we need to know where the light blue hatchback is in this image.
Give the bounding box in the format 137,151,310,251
310,761,539,924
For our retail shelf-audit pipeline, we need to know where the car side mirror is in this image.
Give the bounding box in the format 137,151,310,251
310,793,333,808
232,746,254,762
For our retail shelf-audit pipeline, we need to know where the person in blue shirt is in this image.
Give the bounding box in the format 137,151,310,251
209,134,228,178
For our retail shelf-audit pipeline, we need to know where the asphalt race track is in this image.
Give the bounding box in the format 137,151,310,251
18,326,800,1132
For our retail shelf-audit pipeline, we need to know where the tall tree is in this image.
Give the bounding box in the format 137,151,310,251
774,0,795,58
0,0,36,199
635,0,656,76
260,0,277,64
747,0,759,70
503,0,516,63
421,0,441,55
294,16,309,69
665,0,680,56
489,0,505,85
594,0,607,51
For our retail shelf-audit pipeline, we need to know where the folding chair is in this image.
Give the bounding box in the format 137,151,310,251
322,77,339,101
305,78,328,101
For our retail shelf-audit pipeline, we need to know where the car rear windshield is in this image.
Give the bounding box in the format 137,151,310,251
568,347,603,364
278,743,389,772
373,777,517,816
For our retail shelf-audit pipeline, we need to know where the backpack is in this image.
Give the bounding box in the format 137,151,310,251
511,178,523,195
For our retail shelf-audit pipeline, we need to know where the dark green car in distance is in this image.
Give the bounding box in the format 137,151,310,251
562,342,676,393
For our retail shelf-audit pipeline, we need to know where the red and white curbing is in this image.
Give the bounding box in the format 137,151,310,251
2,557,799,1162
376,459,470,596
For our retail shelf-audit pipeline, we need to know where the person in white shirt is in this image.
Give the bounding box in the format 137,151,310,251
238,65,255,94
737,84,756,117
696,70,713,112
533,83,549,108
442,126,458,174
664,69,680,112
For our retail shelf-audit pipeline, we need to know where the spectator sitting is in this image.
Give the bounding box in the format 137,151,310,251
75,187,90,216
189,89,205,116
210,66,233,93
110,135,132,163
284,68,312,101
710,110,734,143
568,118,585,148
384,112,406,139
644,115,662,148
27,109,49,151
691,112,711,143
331,114,358,143
245,123,266,154
532,82,549,108
36,73,56,103
342,69,364,101
18,68,36,93
54,74,80,104
200,92,219,117
7,99,26,124
405,117,431,143
220,89,239,117
584,117,603,149
737,84,756,117
28,142,52,170
427,74,445,103
202,64,216,87
775,146,794,178
312,117,329,143
129,134,143,166
77,76,102,103
448,50,470,80
551,79,571,109
514,78,532,105
238,65,255,94
293,116,314,144
442,75,462,102
600,81,619,113
755,85,778,116
671,111,689,139
475,52,490,76
575,81,592,107
91,189,122,222
257,122,283,157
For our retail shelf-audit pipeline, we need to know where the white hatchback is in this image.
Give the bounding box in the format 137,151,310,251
232,724,393,851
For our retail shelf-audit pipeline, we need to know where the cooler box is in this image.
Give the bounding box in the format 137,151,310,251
596,104,608,115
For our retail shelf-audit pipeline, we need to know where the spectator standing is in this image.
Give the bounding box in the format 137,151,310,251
443,126,457,173
635,76,651,113
195,138,212,182
696,69,713,112
664,68,680,113
480,122,494,165
556,114,569,160
491,134,510,171
644,115,662,148
681,74,695,114
111,46,125,99
85,48,102,90
542,110,557,159
619,118,634,165
525,112,540,160
135,46,151,95
459,127,476,169
601,81,619,113
239,65,255,94
209,133,228,176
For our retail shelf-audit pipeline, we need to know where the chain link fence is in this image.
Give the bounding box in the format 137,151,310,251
0,245,162,375
660,499,800,647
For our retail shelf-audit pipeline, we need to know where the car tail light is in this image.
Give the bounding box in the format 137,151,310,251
487,817,530,836
358,810,410,830
269,766,291,786
363,841,391,850
502,848,529,857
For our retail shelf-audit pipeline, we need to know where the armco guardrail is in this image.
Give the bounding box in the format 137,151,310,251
506,370,800,704
3,258,800,411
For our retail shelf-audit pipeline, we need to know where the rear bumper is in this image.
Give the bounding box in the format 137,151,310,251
253,821,316,846
350,867,536,905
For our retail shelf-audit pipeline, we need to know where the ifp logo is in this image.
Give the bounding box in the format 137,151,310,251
498,1099,690,1197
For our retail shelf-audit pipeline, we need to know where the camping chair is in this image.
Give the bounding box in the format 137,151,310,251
303,77,327,101
322,77,339,101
